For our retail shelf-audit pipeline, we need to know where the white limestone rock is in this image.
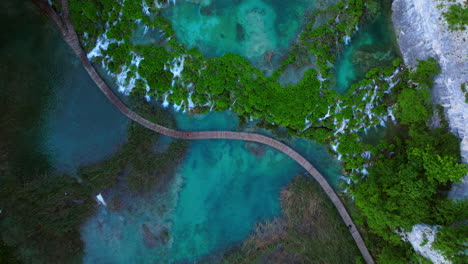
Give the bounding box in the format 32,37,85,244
402,224,450,264
392,0,468,199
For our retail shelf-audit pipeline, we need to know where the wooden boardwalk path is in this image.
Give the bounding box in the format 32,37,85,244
33,1,374,263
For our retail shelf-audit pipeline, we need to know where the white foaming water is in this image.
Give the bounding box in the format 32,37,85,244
96,193,107,207
162,93,170,108
360,167,369,175
173,102,183,112
361,151,372,160
142,0,150,16
334,119,349,135
87,33,113,60
155,1,164,9
169,56,186,79
187,92,195,109
334,101,342,114
331,142,340,153
316,73,327,82
318,106,332,121
112,52,146,94
388,106,396,122
343,35,351,45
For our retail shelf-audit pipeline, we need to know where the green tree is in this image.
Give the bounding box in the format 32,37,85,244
410,59,441,87
443,3,468,31
433,225,468,263
396,87,431,125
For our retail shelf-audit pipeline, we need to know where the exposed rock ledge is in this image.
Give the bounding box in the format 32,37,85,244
392,0,468,200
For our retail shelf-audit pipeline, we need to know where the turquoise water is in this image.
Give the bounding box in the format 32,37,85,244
163,0,318,67
1,3,343,262
42,54,129,174
81,111,343,263
174,110,239,131
334,32,373,93
4,1,393,263
334,2,399,93
290,137,342,187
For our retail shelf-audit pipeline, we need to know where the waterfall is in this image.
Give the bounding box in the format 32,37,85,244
343,35,351,45
142,0,151,16
96,193,107,207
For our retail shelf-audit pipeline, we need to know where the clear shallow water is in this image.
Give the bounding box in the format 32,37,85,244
334,3,399,93
81,111,343,263
163,0,317,67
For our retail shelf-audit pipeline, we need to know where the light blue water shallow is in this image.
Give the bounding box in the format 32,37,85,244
81,111,343,263
334,6,399,93
41,50,129,174
163,0,318,67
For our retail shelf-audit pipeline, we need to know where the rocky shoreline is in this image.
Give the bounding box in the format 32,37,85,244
392,0,468,200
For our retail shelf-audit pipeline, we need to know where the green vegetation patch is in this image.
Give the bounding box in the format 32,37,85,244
349,59,468,263
443,2,468,31
222,176,361,264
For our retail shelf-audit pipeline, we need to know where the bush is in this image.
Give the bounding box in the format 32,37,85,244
443,3,468,31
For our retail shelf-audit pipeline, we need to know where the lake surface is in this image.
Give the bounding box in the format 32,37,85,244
42,57,129,174
3,1,366,263
0,1,129,176
81,111,343,263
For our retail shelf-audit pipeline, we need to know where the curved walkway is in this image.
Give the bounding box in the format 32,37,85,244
34,1,374,263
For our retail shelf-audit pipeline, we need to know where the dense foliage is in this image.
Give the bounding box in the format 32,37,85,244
433,224,468,263
350,59,468,263
70,0,400,148
443,3,468,31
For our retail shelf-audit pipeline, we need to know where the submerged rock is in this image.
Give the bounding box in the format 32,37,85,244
142,224,157,248
244,142,266,157
392,0,468,199
142,224,170,248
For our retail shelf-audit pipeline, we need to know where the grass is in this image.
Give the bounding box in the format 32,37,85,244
221,176,361,264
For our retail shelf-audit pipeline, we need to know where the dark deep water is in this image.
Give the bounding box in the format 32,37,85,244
0,1,129,176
